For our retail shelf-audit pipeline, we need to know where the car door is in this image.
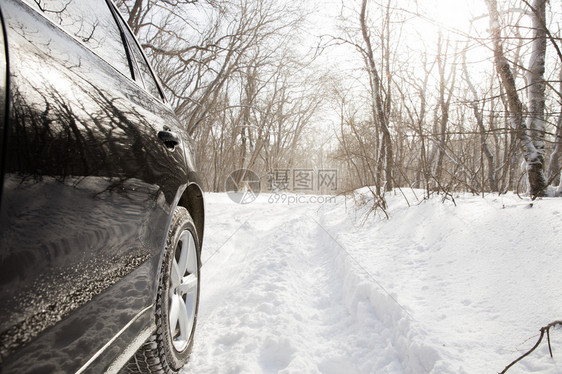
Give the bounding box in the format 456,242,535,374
0,0,190,371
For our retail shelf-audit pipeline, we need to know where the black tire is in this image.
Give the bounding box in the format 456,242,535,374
123,207,201,373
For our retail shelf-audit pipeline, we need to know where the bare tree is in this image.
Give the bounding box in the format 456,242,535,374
485,0,547,198
359,0,393,193
429,35,458,187
462,45,497,192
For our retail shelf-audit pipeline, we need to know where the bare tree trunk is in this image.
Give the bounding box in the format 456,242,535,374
430,35,457,190
526,0,548,193
547,68,562,186
485,0,547,198
462,47,497,192
360,0,393,193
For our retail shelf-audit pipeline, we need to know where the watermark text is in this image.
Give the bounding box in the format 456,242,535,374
267,193,337,205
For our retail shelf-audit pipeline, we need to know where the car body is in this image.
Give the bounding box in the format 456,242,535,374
0,0,204,372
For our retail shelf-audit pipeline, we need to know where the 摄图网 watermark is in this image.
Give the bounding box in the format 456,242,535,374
225,168,338,204
267,169,337,192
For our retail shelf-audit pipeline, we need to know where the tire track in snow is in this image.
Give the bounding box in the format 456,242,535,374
313,208,448,374
184,201,406,373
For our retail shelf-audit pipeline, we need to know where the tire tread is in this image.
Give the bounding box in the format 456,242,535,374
120,207,199,374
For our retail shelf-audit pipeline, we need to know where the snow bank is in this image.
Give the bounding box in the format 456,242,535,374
328,190,562,373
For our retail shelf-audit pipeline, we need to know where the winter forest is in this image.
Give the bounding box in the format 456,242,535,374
115,0,562,208
113,1,562,372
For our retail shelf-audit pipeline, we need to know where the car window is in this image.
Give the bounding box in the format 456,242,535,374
27,0,131,78
119,20,163,99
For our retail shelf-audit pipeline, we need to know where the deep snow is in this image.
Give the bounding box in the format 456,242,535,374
183,191,562,374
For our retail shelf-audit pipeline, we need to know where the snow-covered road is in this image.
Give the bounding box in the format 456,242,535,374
183,192,562,374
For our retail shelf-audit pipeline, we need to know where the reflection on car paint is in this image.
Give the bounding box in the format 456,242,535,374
0,0,200,370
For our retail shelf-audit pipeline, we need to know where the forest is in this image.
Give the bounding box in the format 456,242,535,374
115,0,562,209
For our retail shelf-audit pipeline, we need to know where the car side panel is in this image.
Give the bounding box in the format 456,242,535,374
2,258,159,374
0,0,191,370
0,8,8,204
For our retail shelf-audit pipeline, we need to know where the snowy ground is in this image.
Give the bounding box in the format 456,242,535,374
183,191,562,374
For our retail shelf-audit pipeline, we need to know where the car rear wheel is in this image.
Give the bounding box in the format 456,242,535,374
124,207,200,373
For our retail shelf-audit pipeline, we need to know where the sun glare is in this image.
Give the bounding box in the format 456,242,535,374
432,0,473,32
417,0,490,35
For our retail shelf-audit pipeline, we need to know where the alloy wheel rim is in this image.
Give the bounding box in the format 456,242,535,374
168,230,198,352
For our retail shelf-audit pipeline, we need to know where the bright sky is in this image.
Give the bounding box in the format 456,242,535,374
306,0,492,57
406,0,493,66
427,0,488,33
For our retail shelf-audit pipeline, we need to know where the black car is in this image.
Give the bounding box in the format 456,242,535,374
0,0,204,372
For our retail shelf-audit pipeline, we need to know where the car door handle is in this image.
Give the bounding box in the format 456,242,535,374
157,130,180,149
